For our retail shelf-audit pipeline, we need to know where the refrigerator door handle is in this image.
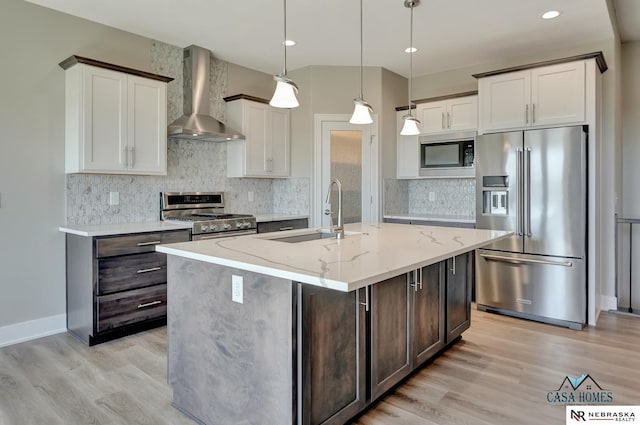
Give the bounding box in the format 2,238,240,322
525,147,532,237
479,252,574,268
516,148,524,236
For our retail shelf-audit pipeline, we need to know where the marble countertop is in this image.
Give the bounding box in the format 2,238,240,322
384,214,475,224
156,222,511,292
254,214,309,223
59,221,193,237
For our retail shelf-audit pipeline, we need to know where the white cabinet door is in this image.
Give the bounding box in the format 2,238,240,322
479,70,530,133
65,63,168,175
396,110,419,179
415,95,477,134
447,96,478,131
81,66,127,172
531,61,585,127
127,76,167,175
416,101,447,134
226,98,290,178
269,108,290,177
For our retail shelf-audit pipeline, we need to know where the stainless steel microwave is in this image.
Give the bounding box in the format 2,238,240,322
419,131,476,178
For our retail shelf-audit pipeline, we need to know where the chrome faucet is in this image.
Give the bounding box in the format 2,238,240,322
324,178,344,239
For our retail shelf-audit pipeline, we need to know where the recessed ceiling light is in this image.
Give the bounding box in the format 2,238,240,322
283,40,296,46
542,10,561,19
405,46,418,53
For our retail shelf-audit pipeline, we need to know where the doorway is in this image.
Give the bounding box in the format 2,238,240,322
312,114,379,227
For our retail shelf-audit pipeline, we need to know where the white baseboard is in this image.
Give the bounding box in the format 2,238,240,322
599,295,618,312
0,314,67,348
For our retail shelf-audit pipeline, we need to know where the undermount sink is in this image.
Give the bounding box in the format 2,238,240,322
269,229,360,243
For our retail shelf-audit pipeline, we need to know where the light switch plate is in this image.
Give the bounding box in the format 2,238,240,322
232,275,243,304
109,191,119,205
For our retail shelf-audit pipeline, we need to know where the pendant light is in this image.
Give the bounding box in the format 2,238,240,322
270,0,299,108
349,0,373,124
400,0,421,135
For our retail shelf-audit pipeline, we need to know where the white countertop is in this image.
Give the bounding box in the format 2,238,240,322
254,214,309,223
156,222,511,292
59,221,192,237
384,214,475,224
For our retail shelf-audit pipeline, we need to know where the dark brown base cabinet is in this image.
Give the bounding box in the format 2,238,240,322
298,252,472,425
65,229,190,345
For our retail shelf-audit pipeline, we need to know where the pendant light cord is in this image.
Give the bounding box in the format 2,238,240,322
408,2,414,117
283,0,288,76
359,0,364,99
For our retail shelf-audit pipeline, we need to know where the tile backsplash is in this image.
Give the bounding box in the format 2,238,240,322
65,40,309,226
384,178,475,218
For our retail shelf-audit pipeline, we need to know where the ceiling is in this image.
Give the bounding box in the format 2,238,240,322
26,0,638,78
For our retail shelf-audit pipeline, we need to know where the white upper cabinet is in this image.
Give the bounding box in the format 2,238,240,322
61,57,169,175
478,60,586,133
396,110,420,179
226,97,290,178
416,95,478,134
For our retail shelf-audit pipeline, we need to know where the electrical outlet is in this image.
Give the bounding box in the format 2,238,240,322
248,191,254,202
428,191,435,202
109,191,119,205
232,275,243,304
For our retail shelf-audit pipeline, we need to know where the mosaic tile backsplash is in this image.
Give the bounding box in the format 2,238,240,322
384,178,475,218
65,41,309,225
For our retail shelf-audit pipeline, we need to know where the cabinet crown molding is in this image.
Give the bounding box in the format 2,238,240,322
59,55,173,83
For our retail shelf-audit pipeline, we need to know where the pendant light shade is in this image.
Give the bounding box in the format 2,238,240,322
349,0,373,124
400,113,421,135
401,0,421,135
270,75,299,108
270,0,299,109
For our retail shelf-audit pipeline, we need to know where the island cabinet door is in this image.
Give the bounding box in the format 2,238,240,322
298,284,367,425
370,274,412,401
411,262,446,366
446,253,473,343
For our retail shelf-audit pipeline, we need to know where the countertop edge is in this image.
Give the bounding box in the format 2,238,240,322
383,214,476,224
59,221,193,237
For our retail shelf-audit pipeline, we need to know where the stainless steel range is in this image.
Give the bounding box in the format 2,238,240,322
161,192,256,240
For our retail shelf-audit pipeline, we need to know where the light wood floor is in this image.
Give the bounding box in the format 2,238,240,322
1,308,639,425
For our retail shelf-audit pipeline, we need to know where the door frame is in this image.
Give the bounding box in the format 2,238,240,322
312,114,379,227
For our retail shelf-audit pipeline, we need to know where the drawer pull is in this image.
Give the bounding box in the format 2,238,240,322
137,240,162,246
279,227,294,231
137,300,162,309
136,267,162,274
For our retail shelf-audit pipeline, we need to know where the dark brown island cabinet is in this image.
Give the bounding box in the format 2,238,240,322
65,229,190,345
302,253,471,424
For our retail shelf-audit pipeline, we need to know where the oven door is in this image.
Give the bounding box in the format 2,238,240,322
192,229,257,241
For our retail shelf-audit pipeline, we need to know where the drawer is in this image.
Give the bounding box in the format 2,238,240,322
97,284,167,333
96,230,190,258
97,252,167,295
257,218,308,233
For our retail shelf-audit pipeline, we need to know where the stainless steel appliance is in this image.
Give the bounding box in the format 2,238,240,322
160,192,256,240
419,131,475,178
475,126,587,330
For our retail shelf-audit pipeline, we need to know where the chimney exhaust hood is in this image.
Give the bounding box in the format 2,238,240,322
168,45,244,142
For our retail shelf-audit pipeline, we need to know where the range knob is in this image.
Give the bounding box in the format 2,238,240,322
210,224,218,232
200,224,209,232
236,221,243,228
223,223,232,230
242,221,251,228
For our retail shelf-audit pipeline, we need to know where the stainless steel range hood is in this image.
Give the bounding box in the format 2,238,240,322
168,45,244,142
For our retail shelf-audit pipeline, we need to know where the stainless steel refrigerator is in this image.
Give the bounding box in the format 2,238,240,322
475,126,587,330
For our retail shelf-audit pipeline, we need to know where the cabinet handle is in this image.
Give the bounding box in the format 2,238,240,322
447,112,451,129
525,104,529,124
532,103,536,124
279,227,294,231
123,147,128,167
450,256,456,275
359,286,370,312
137,267,162,274
137,240,162,246
137,300,162,309
441,112,445,129
417,267,422,290
129,147,135,167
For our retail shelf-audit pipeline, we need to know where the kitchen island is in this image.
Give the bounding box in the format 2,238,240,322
156,223,511,425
